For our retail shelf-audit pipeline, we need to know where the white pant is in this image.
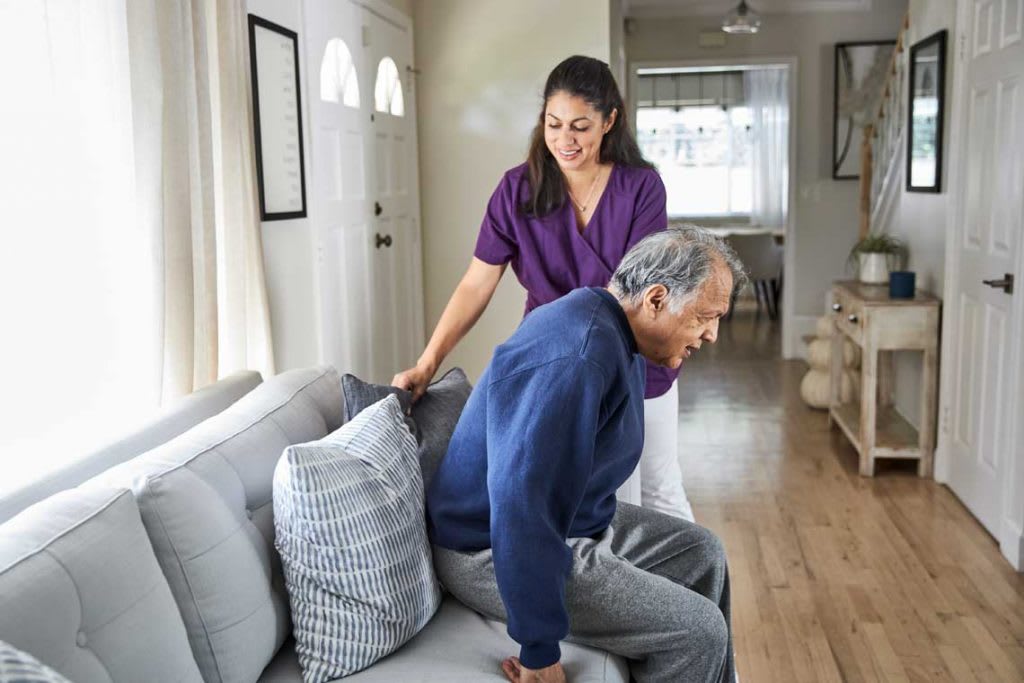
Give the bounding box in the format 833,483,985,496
616,381,695,521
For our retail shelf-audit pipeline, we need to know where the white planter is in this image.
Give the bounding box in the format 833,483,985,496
858,252,890,284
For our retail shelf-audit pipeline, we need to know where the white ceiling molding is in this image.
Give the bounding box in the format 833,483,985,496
623,0,873,19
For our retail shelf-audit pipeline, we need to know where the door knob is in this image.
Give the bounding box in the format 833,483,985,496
832,302,842,312
847,314,858,323
375,233,392,249
374,201,383,216
982,273,1014,294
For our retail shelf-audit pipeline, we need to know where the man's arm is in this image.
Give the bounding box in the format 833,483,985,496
486,357,605,670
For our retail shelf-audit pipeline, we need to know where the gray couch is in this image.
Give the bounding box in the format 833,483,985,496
0,367,629,682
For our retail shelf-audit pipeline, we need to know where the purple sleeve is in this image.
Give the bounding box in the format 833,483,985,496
473,173,518,265
626,169,668,250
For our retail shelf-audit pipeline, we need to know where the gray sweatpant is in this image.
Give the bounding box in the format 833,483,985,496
432,502,735,683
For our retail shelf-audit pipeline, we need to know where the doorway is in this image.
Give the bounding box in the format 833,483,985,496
630,59,797,347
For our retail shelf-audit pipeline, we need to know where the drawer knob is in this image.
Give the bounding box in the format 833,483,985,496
848,314,859,323
832,303,842,312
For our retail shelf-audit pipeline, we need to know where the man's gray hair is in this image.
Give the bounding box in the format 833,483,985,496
609,226,748,313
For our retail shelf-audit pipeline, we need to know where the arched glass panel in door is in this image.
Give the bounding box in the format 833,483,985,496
319,38,360,108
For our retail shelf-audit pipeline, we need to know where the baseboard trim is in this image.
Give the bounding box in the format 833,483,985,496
1000,519,1024,572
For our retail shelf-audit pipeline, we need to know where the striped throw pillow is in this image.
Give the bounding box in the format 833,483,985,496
0,641,71,683
273,395,442,682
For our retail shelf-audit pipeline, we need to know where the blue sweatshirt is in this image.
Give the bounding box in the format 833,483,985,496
426,287,646,670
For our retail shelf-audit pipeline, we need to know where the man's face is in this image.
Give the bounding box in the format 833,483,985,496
635,262,734,369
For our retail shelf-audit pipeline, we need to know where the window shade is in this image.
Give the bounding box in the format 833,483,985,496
635,71,745,108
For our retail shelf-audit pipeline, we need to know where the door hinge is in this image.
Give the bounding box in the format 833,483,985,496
959,33,967,62
362,25,370,47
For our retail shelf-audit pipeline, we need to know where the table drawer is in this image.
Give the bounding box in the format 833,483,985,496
832,287,864,342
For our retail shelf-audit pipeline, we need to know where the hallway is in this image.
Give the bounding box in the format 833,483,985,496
677,304,1024,682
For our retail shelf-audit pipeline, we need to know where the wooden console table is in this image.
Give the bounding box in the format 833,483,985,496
828,280,940,477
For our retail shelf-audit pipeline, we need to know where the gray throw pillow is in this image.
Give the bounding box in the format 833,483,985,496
0,641,71,683
273,395,442,682
341,368,472,488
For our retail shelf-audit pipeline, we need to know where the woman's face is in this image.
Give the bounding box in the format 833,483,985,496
543,91,616,173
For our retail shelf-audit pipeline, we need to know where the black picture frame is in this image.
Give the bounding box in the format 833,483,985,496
248,14,307,221
906,30,947,193
832,40,897,180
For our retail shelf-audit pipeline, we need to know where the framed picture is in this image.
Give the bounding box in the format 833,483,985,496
906,30,947,193
832,40,896,180
248,14,307,220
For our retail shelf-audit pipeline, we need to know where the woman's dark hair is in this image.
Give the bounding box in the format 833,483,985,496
523,55,654,217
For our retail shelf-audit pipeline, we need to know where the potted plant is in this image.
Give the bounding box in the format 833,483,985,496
848,233,907,284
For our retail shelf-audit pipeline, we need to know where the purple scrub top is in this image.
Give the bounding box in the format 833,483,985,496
473,162,679,399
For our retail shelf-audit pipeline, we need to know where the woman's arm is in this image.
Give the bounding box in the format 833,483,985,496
392,256,507,400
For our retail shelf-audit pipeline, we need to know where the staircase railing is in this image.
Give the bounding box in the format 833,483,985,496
859,11,910,239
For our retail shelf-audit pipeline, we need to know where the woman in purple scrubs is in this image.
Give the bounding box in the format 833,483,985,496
393,55,693,521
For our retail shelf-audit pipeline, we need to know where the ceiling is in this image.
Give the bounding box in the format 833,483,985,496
623,0,874,18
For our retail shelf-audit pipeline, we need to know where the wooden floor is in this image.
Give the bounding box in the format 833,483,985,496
678,303,1024,683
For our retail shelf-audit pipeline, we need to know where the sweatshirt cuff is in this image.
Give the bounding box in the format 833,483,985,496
519,641,561,670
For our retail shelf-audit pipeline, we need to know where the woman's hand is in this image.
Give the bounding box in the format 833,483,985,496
393,258,506,402
501,656,567,683
391,361,437,403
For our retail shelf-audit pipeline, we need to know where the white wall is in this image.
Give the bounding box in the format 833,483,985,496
413,0,611,381
625,2,909,356
886,0,956,430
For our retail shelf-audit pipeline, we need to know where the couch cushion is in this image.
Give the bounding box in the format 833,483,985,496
0,487,203,683
340,368,472,489
256,597,629,683
274,395,441,682
87,366,344,683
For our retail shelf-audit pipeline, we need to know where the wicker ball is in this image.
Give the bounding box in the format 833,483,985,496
800,368,857,408
800,369,830,408
815,315,834,338
807,338,860,370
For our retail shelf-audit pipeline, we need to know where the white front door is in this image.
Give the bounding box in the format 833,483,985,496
942,0,1023,545
304,0,373,378
363,6,424,383
303,0,424,385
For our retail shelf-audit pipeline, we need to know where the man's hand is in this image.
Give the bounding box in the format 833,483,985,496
501,656,567,683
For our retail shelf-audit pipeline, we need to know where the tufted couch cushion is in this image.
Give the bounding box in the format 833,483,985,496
87,366,344,683
257,596,630,683
0,487,203,683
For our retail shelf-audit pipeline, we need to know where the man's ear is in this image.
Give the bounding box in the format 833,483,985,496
644,284,669,315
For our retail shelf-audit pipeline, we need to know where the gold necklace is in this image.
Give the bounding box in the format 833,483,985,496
567,165,605,212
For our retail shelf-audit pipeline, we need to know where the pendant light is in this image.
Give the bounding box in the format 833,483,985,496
722,1,762,34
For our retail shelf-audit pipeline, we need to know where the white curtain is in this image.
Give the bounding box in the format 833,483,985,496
744,67,789,228
0,0,274,492
128,0,275,402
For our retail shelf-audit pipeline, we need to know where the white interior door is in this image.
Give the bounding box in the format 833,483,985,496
943,0,1023,539
363,6,424,384
303,0,373,378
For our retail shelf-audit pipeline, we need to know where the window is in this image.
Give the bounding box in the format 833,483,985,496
320,38,360,107
374,57,404,116
637,105,753,218
635,66,789,227
0,0,159,495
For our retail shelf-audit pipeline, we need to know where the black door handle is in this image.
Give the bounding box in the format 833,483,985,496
375,233,392,249
982,273,1014,294
374,201,383,216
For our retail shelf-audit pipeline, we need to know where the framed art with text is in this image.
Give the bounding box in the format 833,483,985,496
248,14,307,220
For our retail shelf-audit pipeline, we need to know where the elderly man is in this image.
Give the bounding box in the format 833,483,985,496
426,227,746,683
